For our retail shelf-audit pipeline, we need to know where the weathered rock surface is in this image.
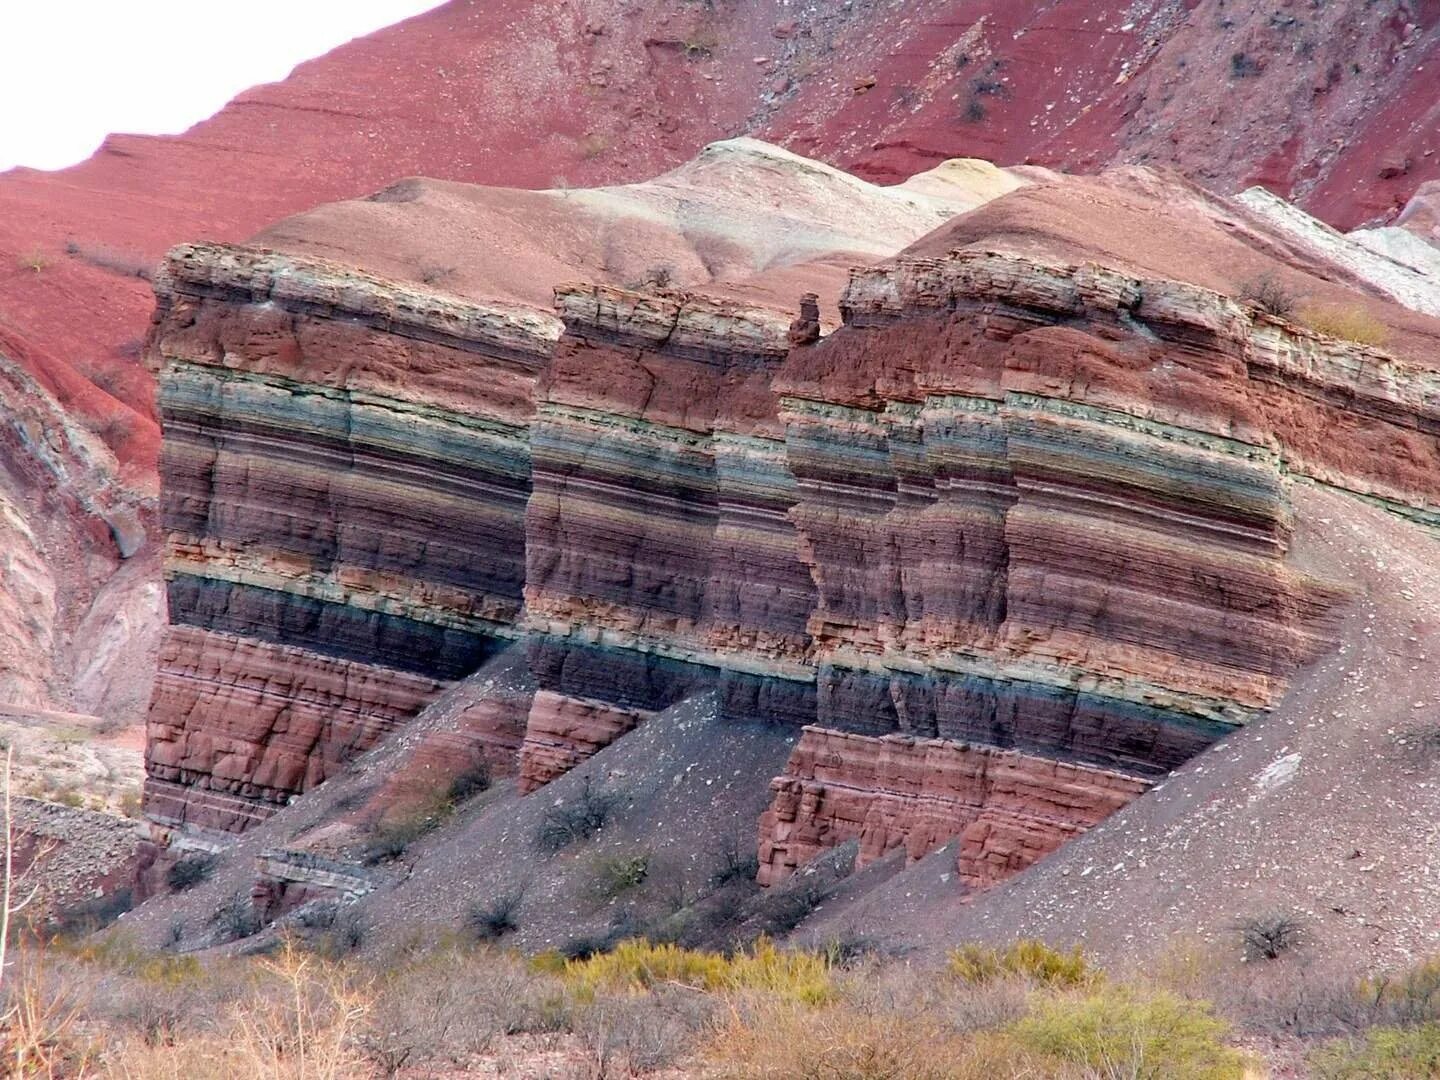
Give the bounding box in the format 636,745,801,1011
144,152,1440,900
145,143,1001,835
758,726,1147,888
7,4,1440,844
144,248,546,836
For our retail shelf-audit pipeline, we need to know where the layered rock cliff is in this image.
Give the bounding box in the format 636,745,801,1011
145,150,1440,899
7,3,1440,817
142,142,1000,838
144,247,552,834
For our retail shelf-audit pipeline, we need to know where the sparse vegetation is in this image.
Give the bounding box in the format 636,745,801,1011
17,247,47,274
4,922,1400,1077
708,835,759,888
1231,51,1263,78
752,878,824,936
577,132,611,159
49,887,134,936
416,263,457,287
445,760,491,804
1299,303,1391,347
166,853,217,892
949,940,1096,989
467,891,522,942
710,996,1026,1078
63,241,153,280
1311,1023,1440,1078
593,851,650,900
212,890,261,942
360,793,455,865
1239,272,1299,318
1237,912,1306,961
536,776,621,853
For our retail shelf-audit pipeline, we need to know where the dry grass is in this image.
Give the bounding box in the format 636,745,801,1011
708,995,1046,1079
0,928,1333,1077
1299,303,1391,347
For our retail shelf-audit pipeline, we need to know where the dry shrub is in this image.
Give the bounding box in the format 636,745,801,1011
1236,911,1305,961
17,248,47,274
708,995,1045,1079
1,947,93,1075
1238,272,1298,317
537,777,621,853
1300,303,1390,347
573,987,716,1075
64,242,153,280
562,937,833,1004
101,940,371,1079
362,944,570,1072
1153,938,1378,1040
849,959,1030,1034
467,890,522,942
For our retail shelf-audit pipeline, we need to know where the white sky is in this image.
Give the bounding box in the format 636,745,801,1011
0,1,445,172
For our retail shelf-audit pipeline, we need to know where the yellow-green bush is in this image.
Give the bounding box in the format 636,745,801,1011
948,939,1095,988
1310,1023,1440,1078
1360,956,1440,1026
562,936,832,1004
708,996,1048,1080
1012,987,1246,1080
1300,304,1390,347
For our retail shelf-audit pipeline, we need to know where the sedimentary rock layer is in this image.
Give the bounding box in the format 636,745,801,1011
149,167,1440,899
527,250,1429,886
518,284,816,789
146,247,554,834
757,726,1149,889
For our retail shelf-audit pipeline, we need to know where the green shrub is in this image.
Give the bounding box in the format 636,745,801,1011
1013,988,1246,1080
563,937,833,1005
1311,1023,1440,1078
948,940,1094,988
593,852,649,900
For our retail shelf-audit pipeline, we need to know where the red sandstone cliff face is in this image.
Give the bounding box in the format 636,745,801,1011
146,153,1440,910
3,3,1434,749
3,0,1436,476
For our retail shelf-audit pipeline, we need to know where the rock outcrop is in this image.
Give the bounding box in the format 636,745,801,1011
144,246,551,835
758,727,1148,889
6,4,1439,828
143,143,1003,838
145,150,1440,897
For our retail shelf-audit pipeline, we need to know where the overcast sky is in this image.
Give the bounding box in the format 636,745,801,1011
0,1,444,172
